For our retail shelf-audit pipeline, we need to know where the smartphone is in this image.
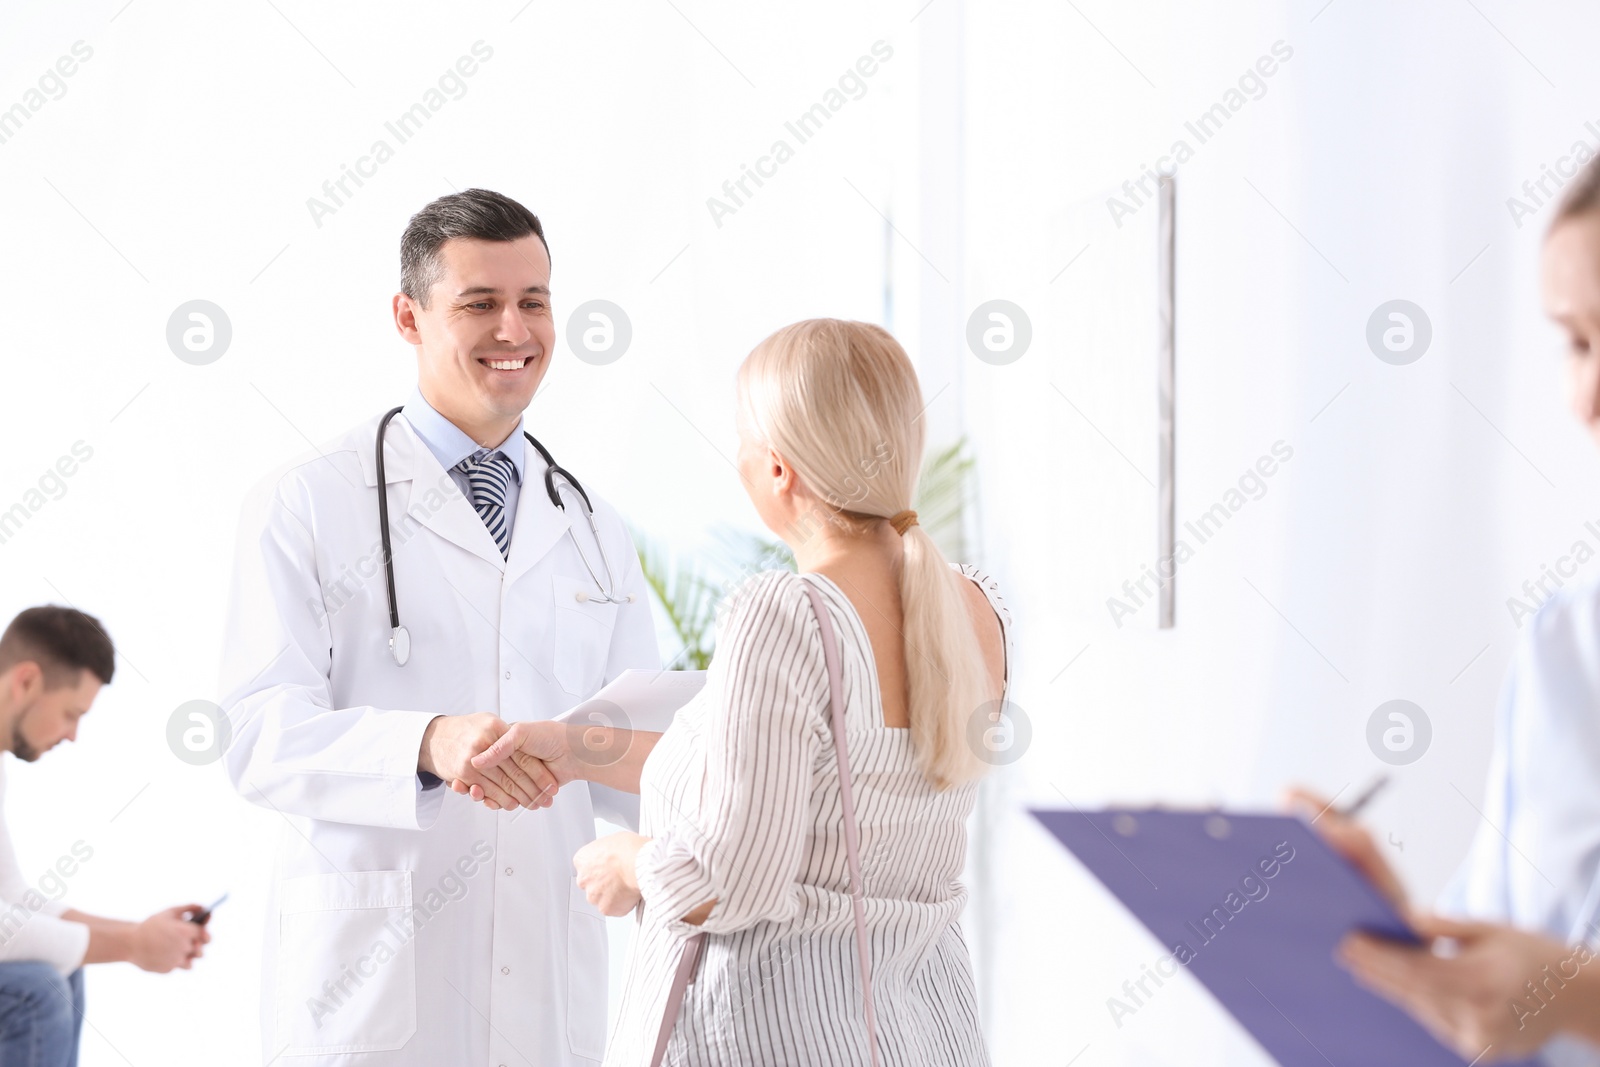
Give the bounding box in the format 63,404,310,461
186,892,229,925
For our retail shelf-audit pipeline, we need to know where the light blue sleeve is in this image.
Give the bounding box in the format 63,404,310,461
1435,640,1520,922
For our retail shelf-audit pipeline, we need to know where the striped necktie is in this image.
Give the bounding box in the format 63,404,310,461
457,450,517,558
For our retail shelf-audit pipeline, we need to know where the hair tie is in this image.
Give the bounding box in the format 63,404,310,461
889,509,918,535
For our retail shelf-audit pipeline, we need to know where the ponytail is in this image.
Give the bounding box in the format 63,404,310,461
897,523,991,788
737,318,991,789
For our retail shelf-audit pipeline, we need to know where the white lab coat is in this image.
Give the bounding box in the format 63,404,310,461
219,410,659,1066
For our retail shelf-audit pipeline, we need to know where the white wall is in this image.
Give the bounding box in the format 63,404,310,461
957,1,1600,1063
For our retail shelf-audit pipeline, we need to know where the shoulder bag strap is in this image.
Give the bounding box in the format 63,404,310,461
649,927,704,1067
800,577,882,1067
649,577,881,1067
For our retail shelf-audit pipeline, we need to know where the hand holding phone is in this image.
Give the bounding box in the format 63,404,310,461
184,892,228,925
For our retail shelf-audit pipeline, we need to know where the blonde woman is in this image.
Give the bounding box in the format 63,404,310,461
466,319,1011,1065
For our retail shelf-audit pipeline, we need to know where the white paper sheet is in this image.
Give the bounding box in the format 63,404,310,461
556,668,707,734
564,670,707,831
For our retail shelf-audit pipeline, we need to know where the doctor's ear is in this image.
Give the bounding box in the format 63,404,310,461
392,292,424,345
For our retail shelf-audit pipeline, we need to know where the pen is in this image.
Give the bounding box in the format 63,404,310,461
1337,775,1389,819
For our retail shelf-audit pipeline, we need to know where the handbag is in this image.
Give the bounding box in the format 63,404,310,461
648,577,882,1066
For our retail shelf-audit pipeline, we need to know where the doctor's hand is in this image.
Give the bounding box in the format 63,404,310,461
455,719,575,811
469,719,583,792
419,713,558,811
573,832,647,917
1339,916,1600,1060
1284,785,1411,921
133,906,210,972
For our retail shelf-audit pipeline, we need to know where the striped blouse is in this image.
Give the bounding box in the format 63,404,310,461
607,564,1012,1066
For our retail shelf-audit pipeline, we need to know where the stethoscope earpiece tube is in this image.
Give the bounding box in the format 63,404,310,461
374,407,630,667
376,406,410,666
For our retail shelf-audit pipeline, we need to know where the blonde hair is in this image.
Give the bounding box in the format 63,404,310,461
736,319,992,790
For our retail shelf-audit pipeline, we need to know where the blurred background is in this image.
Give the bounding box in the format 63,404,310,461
1,0,1597,1062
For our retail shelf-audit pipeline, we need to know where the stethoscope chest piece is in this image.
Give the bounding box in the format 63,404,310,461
374,405,629,669
390,625,411,667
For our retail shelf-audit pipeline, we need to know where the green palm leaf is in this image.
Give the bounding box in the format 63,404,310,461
633,436,974,667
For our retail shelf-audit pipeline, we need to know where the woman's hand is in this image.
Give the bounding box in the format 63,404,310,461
467,715,654,802
452,720,579,810
425,713,551,810
474,719,581,781
573,831,648,917
1284,786,1412,921
448,771,560,812
1339,915,1598,1060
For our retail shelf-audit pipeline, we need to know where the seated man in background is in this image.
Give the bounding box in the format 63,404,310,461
0,606,209,1067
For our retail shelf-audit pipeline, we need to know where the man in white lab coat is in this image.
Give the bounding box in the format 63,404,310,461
220,188,659,1066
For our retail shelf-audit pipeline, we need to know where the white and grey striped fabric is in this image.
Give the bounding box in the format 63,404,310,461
609,564,1012,1067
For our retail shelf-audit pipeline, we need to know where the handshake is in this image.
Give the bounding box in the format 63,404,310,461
417,712,632,811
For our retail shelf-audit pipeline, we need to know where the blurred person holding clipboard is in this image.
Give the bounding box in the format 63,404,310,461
1291,158,1600,1067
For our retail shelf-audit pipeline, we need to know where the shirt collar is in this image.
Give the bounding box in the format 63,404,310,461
402,386,526,484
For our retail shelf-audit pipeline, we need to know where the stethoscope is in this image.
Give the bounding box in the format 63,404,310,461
375,405,634,667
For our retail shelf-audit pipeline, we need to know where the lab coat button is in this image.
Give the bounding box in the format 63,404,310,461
504,670,511,679
504,866,513,875
501,965,511,975
574,590,589,602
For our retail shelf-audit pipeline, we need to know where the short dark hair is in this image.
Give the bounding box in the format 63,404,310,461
0,606,115,687
399,188,549,309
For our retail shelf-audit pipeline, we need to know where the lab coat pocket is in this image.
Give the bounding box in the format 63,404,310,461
276,869,417,1056
553,573,618,696
567,880,609,1060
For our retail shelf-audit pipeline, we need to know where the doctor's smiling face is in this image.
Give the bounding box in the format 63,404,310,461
395,234,553,444
393,194,555,446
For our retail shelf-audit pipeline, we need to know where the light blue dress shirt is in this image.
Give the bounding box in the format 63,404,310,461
401,386,527,538
1438,574,1600,1066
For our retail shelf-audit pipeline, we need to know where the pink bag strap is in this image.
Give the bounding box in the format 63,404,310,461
802,578,882,1067
649,576,881,1067
649,930,703,1067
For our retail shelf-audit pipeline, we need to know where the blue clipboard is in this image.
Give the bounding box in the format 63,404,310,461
1032,808,1539,1067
